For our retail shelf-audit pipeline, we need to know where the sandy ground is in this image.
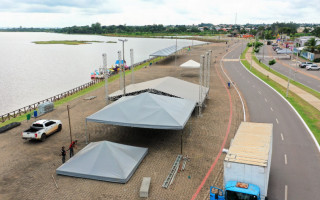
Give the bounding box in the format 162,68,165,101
0,41,245,200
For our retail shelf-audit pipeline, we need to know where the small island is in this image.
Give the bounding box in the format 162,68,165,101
106,41,117,43
33,40,103,45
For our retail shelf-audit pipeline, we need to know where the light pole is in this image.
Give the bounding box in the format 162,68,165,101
175,36,177,67
119,39,128,95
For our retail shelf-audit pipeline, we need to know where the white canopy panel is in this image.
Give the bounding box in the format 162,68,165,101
56,141,148,183
87,92,196,130
180,60,200,68
109,76,209,105
150,45,185,57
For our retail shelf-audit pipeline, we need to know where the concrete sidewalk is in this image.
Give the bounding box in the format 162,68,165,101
246,47,320,111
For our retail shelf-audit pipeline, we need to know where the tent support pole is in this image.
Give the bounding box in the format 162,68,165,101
85,120,88,144
180,130,183,155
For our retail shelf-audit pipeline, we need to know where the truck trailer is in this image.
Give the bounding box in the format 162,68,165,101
210,122,273,200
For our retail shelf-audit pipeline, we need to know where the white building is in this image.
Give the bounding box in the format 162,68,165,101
295,36,320,47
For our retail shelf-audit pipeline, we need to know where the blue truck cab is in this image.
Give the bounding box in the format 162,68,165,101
210,181,261,200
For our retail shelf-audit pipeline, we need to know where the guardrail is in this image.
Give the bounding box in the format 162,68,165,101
0,79,103,123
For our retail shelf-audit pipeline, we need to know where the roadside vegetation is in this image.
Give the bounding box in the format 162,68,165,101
241,47,320,143
33,40,103,45
0,56,164,127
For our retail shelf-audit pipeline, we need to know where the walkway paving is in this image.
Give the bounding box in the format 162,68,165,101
246,47,320,111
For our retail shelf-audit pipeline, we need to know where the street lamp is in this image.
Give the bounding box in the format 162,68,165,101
119,39,128,95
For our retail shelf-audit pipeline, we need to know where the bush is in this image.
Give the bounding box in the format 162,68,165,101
254,41,263,48
269,59,276,66
247,43,253,47
254,48,260,53
313,58,320,63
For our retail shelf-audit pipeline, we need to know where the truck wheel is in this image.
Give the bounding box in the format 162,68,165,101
41,134,46,142
57,125,62,132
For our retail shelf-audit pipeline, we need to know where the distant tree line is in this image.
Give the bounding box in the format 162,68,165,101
1,22,320,38
53,23,202,35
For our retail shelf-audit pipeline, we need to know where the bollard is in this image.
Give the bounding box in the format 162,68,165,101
27,113,31,121
33,110,38,118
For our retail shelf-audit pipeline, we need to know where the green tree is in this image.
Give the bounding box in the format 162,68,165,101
304,37,319,53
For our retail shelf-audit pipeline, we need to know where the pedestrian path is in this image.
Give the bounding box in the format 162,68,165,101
246,47,320,111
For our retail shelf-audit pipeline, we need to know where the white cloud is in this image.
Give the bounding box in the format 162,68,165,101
0,0,319,27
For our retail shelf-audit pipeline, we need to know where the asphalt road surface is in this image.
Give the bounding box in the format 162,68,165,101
222,43,320,200
256,44,320,92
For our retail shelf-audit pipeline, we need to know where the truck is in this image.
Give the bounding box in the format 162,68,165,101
210,122,273,200
22,119,62,141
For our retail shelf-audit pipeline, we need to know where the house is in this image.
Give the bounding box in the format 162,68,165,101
295,36,320,47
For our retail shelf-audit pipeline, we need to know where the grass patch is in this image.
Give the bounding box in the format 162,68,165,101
241,59,320,143
240,46,248,59
33,40,103,45
0,56,164,128
251,54,320,100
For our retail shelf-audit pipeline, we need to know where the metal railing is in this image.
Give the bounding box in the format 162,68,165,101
0,79,103,123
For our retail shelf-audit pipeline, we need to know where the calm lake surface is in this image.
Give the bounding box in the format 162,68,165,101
0,32,204,115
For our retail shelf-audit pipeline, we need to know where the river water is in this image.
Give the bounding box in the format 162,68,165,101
0,32,204,115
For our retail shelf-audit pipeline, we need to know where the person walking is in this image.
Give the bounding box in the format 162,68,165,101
60,146,66,164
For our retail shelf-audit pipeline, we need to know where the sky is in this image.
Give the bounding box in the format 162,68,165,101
0,0,319,28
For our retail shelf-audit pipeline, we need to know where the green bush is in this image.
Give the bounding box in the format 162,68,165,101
247,43,253,47
313,58,320,63
254,48,260,53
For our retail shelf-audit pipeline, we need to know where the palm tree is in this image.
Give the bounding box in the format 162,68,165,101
304,37,319,53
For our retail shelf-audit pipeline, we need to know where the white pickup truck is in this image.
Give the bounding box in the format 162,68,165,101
22,119,62,141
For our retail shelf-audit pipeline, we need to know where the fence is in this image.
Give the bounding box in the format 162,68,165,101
0,56,164,124
0,79,103,123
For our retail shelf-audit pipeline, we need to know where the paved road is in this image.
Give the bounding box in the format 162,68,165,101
256,44,320,92
222,43,320,200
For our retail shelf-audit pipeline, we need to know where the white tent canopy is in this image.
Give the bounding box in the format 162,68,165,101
180,60,200,68
108,76,209,105
86,93,196,130
56,141,148,183
150,45,185,57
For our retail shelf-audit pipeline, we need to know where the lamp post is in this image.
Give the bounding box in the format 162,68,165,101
175,36,177,67
119,39,128,95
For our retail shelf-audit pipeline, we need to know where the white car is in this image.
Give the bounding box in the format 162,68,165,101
306,64,320,71
22,119,62,141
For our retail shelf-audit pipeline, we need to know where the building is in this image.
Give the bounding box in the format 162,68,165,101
295,36,320,47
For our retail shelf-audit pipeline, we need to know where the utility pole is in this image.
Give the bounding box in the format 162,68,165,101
118,51,123,92
102,53,108,104
175,36,178,67
130,49,134,84
198,55,205,117
67,105,72,143
119,39,128,95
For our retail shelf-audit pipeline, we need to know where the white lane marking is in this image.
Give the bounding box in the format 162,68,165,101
285,185,288,200
258,91,262,95
284,154,287,165
276,118,279,124
265,98,268,102
281,133,284,141
270,107,274,111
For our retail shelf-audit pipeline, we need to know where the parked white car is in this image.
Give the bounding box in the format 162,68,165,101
306,64,320,71
22,119,62,141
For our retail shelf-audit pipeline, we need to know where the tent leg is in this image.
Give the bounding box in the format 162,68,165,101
180,130,183,155
85,120,88,144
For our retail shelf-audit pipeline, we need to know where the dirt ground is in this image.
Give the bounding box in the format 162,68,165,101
0,41,245,200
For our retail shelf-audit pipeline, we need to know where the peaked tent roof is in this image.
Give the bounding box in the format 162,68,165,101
56,141,148,183
180,60,200,68
87,92,196,130
108,76,209,105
